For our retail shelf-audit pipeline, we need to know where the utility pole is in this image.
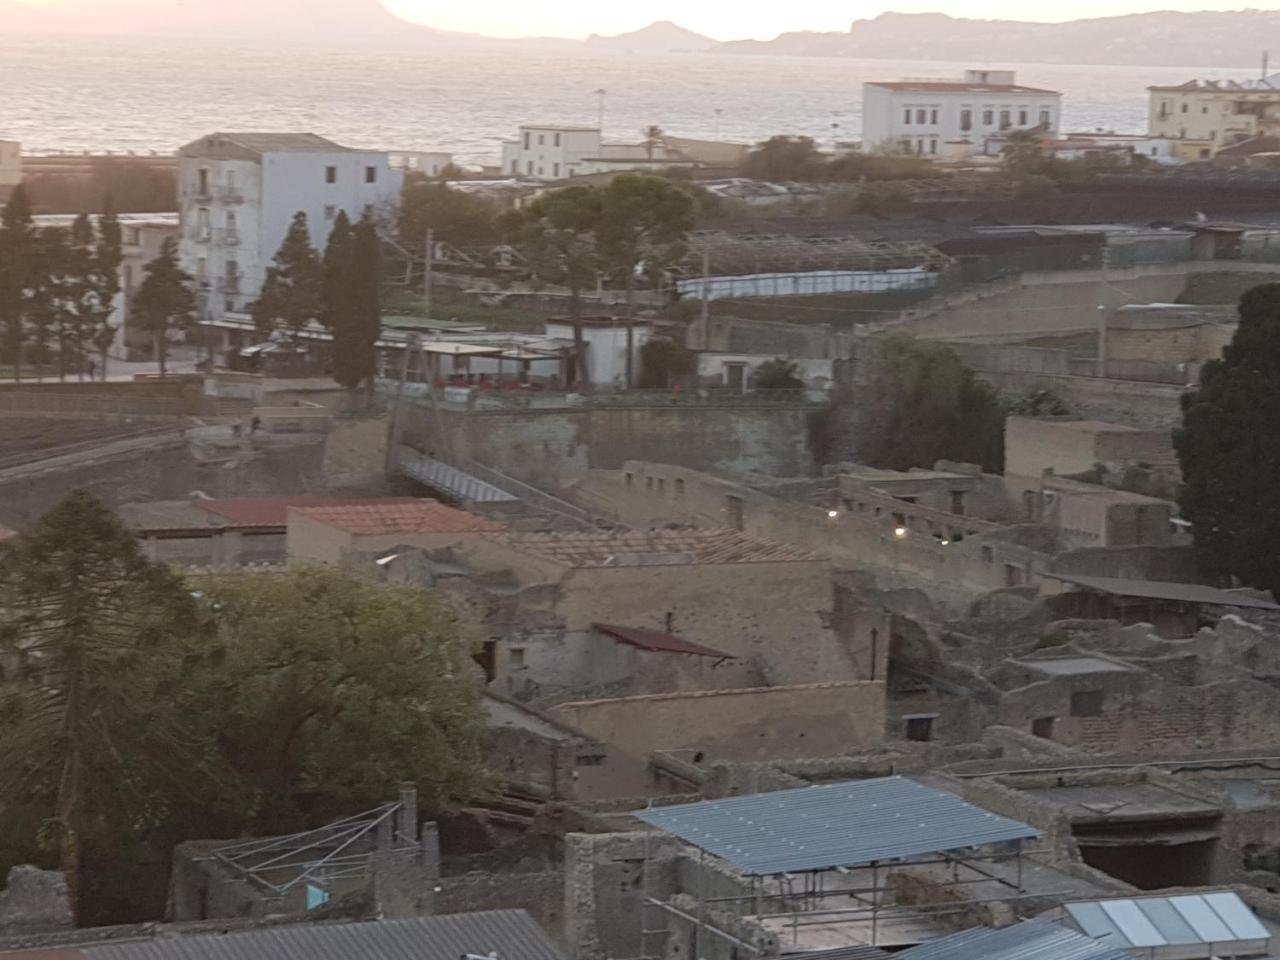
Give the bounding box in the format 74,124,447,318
595,88,607,132
423,228,434,318
697,251,711,351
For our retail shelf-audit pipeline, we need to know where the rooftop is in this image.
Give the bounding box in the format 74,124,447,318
593,622,736,659
0,525,16,542
491,529,824,567
635,776,1039,875
178,132,358,158
1018,781,1223,823
77,911,564,960
867,81,1059,94
1049,573,1279,610
121,497,425,533
518,124,601,132
1065,891,1269,951
291,500,505,536
896,919,1131,960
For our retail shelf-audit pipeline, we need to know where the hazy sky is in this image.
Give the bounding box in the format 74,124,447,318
382,0,1280,39
12,0,1280,40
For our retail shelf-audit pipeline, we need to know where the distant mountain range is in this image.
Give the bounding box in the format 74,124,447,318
2,3,1279,68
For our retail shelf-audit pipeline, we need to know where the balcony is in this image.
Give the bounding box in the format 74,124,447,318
216,187,245,204
212,228,241,247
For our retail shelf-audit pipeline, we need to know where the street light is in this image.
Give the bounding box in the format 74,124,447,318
594,88,607,132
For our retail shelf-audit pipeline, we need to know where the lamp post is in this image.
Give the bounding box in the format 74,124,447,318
594,88,607,133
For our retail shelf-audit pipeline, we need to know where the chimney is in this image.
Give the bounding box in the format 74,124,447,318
398,782,418,843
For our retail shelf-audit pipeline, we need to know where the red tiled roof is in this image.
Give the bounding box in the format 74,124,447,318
291,501,504,536
195,497,420,530
868,81,1058,94
594,623,736,659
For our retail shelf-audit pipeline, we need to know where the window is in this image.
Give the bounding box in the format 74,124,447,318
905,715,936,742
916,108,927,124
1031,716,1056,739
320,205,334,221
1159,100,1169,119
1004,563,1024,587
726,495,745,531
196,207,210,238
526,160,534,174
225,210,237,232
538,134,545,145
553,162,560,177
950,490,966,515
982,109,994,126
365,166,377,184
554,132,561,147
999,109,1011,130
226,169,237,190
1181,102,1189,112
929,139,937,155
537,166,544,177
226,259,240,292
1018,108,1028,126
981,545,994,563
646,476,654,491
197,168,209,195
1201,105,1208,113
960,109,973,132
904,108,912,124
1070,690,1105,717
1200,148,1211,159
675,478,685,496
510,160,518,174
523,131,531,149
324,166,338,184
196,256,208,283
125,227,141,245
1039,109,1051,128
625,472,634,487
656,478,665,493
929,109,938,124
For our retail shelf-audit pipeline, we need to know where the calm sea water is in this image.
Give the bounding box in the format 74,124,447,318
0,34,1259,165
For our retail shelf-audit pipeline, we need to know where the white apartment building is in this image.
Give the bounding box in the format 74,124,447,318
177,132,402,319
862,70,1063,157
501,125,604,180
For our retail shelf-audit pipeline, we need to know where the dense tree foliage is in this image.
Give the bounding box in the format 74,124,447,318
861,334,1006,473
24,158,176,215
0,492,227,920
0,494,494,924
1175,283,1280,596
132,237,195,377
740,135,932,182
252,212,323,344
597,175,695,319
637,337,697,388
324,211,383,392
751,357,805,391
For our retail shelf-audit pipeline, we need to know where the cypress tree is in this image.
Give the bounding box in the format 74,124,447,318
132,237,195,377
1175,283,1280,596
0,185,35,381
330,214,381,394
91,197,124,380
252,212,322,361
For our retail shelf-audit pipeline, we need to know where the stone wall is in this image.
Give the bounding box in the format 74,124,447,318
436,870,566,944
550,682,886,764
321,414,390,489
0,867,72,937
409,402,816,492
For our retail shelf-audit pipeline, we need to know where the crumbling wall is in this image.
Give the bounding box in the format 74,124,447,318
564,832,679,960
437,870,566,942
0,866,72,937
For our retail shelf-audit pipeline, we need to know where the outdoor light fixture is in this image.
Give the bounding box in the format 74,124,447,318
827,509,839,518
374,552,402,567
894,526,908,539
940,539,950,546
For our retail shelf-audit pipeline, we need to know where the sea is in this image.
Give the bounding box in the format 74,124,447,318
0,33,1261,166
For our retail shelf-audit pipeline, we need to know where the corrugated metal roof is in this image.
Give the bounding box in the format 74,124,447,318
593,623,736,659
82,910,565,960
634,776,1039,875
1065,891,1270,948
897,920,1133,960
398,454,519,504
1049,573,1279,610
783,944,892,960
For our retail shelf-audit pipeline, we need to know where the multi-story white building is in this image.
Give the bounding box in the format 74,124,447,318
177,132,401,319
498,125,697,180
862,70,1062,157
1148,78,1280,155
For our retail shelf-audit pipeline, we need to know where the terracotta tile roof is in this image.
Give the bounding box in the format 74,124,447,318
490,529,824,567
291,500,504,536
594,623,736,659
868,81,1058,94
196,497,420,530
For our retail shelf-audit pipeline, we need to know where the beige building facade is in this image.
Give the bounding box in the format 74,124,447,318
1148,79,1280,153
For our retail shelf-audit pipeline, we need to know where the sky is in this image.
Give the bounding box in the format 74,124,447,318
9,0,1280,40
380,0,1280,40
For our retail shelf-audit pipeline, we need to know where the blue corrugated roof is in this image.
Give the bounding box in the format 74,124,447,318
1065,891,1270,948
634,776,1039,875
897,920,1133,960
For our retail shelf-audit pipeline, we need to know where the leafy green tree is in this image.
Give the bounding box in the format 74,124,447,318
501,187,605,388
861,334,1006,473
741,135,827,181
751,357,805,391
196,566,493,827
320,209,354,333
0,491,227,921
637,337,697,388
1002,128,1049,176
0,185,35,380
1175,283,1280,596
132,236,195,377
597,175,695,329
90,198,123,380
399,176,501,249
26,227,74,382
252,212,323,350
